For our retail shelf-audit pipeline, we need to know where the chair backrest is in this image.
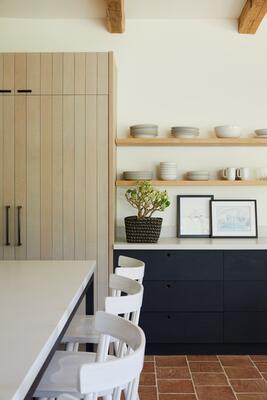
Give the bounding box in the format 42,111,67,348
106,274,143,325
116,255,145,284
79,311,146,400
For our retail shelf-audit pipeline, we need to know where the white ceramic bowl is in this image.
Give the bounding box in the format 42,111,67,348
215,125,241,138
255,129,267,136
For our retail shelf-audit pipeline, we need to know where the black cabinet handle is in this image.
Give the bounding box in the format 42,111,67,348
17,89,32,93
17,206,22,246
167,315,171,320
5,206,10,246
167,253,171,258
0,89,12,93
166,283,171,288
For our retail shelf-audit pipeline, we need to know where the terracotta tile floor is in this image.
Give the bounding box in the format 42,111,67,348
139,355,267,400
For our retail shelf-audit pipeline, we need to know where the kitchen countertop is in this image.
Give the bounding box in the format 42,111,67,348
114,237,267,250
0,260,96,400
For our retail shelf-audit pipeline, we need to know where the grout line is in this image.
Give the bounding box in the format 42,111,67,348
186,356,200,400
249,355,267,381
217,356,239,400
154,356,160,400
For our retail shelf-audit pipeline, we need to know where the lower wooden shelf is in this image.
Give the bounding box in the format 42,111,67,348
116,180,267,187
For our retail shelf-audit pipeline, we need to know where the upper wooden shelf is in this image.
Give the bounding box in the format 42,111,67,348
116,138,267,147
116,180,267,187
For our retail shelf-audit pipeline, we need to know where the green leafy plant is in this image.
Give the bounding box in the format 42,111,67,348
125,180,170,220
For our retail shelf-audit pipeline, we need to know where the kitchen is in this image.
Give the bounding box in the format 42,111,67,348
1,1,267,399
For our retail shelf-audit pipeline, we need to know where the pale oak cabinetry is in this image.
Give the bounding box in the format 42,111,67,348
0,52,115,308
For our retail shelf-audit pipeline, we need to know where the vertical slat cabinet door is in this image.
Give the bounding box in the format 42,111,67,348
52,96,63,259
97,53,108,95
97,95,109,309
63,95,75,259
85,53,97,94
40,96,52,259
15,96,27,259
14,53,26,95
3,53,14,93
27,96,41,259
63,53,74,95
52,53,63,95
41,53,52,95
27,53,41,95
75,95,86,259
75,53,86,95
0,56,3,259
3,96,15,259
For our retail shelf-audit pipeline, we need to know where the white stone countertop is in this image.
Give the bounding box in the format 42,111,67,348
0,260,96,400
114,237,267,250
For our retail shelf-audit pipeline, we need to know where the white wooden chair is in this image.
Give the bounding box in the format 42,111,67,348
116,255,145,284
62,274,143,351
35,311,146,400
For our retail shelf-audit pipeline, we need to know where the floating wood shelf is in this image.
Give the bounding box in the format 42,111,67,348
116,180,267,187
116,138,267,147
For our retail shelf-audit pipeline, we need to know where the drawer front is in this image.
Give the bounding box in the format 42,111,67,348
224,282,267,311
143,281,223,312
114,250,223,281
224,312,267,343
140,312,223,343
224,251,267,281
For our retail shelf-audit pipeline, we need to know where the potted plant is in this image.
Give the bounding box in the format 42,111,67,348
124,180,170,243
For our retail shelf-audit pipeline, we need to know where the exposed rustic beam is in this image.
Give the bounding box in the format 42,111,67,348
239,0,267,34
105,0,125,33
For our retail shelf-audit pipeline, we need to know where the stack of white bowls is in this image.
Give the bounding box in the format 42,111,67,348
130,124,158,138
171,126,199,138
159,162,177,180
187,171,210,181
255,129,267,138
124,171,153,180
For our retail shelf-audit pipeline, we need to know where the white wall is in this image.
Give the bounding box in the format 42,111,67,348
1,17,267,237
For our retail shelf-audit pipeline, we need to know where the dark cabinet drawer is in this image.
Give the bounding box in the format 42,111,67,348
224,312,267,343
143,281,223,312
114,250,223,281
224,282,267,311
140,312,223,343
224,251,267,281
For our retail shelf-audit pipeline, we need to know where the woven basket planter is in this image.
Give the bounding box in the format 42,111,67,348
125,216,163,243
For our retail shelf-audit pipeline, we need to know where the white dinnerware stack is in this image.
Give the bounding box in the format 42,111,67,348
171,126,200,138
187,171,210,181
255,129,267,138
159,162,177,180
130,124,158,138
123,171,153,180
214,125,241,138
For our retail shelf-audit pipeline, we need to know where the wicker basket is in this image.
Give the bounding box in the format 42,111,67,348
125,216,163,243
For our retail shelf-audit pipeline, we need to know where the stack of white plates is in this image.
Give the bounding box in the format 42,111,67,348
123,171,153,180
159,162,177,180
130,124,158,138
255,129,267,138
171,126,199,139
187,171,210,181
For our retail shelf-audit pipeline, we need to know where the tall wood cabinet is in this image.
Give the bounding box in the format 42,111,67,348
0,52,116,309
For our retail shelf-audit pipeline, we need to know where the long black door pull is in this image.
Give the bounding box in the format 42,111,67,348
5,206,10,246
17,206,22,246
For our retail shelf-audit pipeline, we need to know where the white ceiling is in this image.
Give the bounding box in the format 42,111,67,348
0,0,247,20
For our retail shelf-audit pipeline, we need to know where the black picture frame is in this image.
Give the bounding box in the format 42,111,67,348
210,199,258,239
177,195,214,238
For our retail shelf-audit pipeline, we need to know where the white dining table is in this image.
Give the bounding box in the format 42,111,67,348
0,260,96,400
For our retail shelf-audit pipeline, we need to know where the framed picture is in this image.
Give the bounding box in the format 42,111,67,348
177,195,214,238
210,200,258,238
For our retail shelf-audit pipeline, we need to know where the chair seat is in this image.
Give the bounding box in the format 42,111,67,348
62,315,100,344
34,351,115,398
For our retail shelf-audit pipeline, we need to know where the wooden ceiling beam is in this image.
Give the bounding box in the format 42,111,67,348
105,0,125,33
239,0,267,34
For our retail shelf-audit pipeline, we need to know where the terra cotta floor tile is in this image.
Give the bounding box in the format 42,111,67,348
140,373,156,386
230,379,267,393
192,372,228,386
224,366,261,379
159,395,196,400
236,395,267,400
158,379,194,394
250,356,267,362
255,363,267,373
219,356,253,367
196,386,236,400
139,386,157,400
187,355,218,362
157,367,190,379
155,356,187,367
145,356,155,361
143,362,155,373
189,361,223,373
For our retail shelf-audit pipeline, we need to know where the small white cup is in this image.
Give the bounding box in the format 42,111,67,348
236,167,251,181
258,168,267,180
221,167,236,181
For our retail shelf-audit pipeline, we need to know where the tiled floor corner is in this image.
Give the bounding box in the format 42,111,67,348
139,355,267,400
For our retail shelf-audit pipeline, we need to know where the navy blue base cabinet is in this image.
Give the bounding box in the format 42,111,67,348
114,249,267,355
